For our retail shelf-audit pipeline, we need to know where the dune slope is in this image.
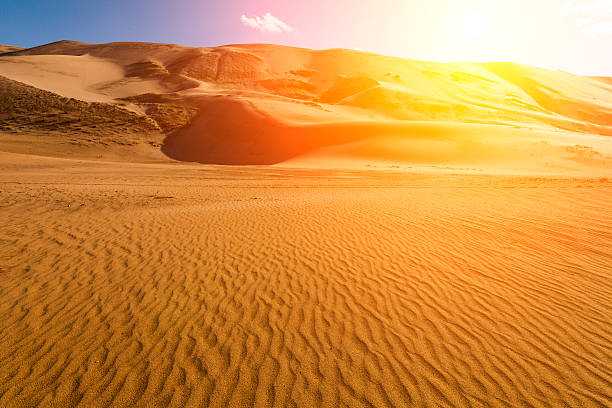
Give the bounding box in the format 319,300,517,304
0,41,611,173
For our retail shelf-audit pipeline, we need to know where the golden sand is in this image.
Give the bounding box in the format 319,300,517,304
0,41,611,407
1,153,610,407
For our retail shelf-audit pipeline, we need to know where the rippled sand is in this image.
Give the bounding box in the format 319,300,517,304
1,152,610,407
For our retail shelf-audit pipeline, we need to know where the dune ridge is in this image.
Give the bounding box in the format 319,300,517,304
0,45,24,55
0,40,610,173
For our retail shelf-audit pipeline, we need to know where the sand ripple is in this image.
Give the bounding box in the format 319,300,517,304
0,159,611,407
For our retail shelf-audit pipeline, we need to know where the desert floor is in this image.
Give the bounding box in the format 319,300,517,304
0,151,610,407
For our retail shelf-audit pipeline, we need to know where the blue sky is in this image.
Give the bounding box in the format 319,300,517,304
2,0,611,75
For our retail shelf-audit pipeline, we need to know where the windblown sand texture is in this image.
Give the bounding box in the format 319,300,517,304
0,41,611,407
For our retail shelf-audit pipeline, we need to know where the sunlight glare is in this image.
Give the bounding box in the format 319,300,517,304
462,10,486,39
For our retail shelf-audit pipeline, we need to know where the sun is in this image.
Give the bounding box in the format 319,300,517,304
461,10,487,39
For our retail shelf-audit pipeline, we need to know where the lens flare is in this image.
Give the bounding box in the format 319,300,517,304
461,10,487,39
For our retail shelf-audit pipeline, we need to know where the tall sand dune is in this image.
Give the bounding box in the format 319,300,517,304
0,40,610,173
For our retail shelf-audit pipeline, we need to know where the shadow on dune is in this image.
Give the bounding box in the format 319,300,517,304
161,97,380,165
159,97,524,166
161,98,303,165
159,96,611,173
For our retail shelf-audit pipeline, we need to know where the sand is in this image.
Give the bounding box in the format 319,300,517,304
1,40,611,172
1,152,610,407
0,41,611,407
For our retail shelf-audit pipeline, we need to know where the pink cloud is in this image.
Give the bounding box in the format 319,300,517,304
240,13,294,33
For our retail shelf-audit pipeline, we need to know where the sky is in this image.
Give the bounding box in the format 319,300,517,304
1,0,611,75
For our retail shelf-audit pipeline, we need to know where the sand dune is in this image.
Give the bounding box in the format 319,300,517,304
0,45,24,55
0,40,611,173
1,41,611,407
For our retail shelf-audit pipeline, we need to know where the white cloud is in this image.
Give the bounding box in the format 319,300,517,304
240,13,294,33
560,0,612,37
